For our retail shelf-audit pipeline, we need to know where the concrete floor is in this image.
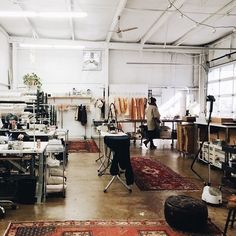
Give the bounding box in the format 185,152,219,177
0,139,236,235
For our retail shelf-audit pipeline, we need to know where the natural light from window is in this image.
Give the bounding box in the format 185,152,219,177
208,63,236,118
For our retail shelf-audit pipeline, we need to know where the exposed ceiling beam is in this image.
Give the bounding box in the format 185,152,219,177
126,62,201,67
0,24,9,39
125,7,236,16
15,1,39,38
140,0,187,45
208,31,236,47
9,36,203,53
10,36,236,53
9,37,107,49
173,0,236,46
106,0,127,42
67,0,75,40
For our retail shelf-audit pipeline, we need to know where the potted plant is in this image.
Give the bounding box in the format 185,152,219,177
23,72,42,89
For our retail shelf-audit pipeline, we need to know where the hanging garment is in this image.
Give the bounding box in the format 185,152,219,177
133,98,137,120
80,105,87,126
130,98,134,119
75,105,87,126
114,98,121,115
118,97,125,114
136,98,141,119
139,98,145,120
75,105,80,121
94,99,104,120
124,98,129,116
100,100,105,119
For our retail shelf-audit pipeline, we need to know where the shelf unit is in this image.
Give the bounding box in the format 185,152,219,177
45,139,67,198
195,122,236,169
221,145,236,188
201,143,225,169
176,123,195,155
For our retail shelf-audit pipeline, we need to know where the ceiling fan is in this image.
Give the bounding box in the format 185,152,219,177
114,15,138,38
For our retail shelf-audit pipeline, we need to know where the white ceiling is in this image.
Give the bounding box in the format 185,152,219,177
0,0,236,47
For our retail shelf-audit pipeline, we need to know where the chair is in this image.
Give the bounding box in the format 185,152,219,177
0,176,17,218
0,200,17,218
103,135,134,193
223,195,236,235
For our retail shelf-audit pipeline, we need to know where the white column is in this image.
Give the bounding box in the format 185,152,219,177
199,55,207,116
104,47,109,116
12,43,18,89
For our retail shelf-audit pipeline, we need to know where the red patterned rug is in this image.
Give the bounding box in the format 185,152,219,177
131,157,200,191
4,219,222,236
67,139,99,153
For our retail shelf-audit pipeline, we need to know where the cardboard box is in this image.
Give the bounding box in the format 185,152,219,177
182,116,196,122
211,117,233,124
176,124,194,153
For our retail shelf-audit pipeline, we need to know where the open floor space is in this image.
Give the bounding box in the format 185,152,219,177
1,140,235,236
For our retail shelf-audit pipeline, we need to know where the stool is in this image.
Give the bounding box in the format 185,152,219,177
223,195,236,236
164,195,208,232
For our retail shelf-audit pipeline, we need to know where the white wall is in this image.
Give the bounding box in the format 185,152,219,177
14,48,106,138
15,49,106,94
109,50,194,86
109,50,197,117
0,31,10,90
13,47,198,138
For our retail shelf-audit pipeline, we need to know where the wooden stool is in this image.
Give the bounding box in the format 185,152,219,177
223,195,236,236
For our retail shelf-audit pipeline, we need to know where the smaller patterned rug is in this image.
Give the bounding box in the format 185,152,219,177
131,156,200,191
67,139,99,153
4,219,222,236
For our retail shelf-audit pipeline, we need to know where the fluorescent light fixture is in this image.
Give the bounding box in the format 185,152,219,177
39,12,87,18
0,11,87,18
19,43,85,49
0,11,36,18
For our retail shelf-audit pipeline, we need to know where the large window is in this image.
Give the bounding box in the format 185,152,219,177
208,63,236,117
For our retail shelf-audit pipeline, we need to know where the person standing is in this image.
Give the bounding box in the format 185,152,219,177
144,97,161,150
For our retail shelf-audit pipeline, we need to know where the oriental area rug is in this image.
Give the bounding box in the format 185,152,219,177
67,139,99,153
131,156,200,191
4,219,222,236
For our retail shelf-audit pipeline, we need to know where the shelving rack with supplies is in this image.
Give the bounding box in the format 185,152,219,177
45,138,67,198
176,123,195,156
0,142,48,204
202,143,225,169
195,122,236,169
221,145,236,188
25,90,57,126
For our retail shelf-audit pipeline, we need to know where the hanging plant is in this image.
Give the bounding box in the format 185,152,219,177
23,72,42,89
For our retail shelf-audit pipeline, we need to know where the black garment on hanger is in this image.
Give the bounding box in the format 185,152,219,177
104,135,134,185
100,100,105,119
77,105,87,126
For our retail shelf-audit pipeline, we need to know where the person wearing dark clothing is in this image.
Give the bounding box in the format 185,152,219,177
144,97,161,150
1,115,29,141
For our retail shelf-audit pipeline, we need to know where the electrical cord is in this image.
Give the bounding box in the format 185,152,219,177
167,0,236,33
190,95,215,185
107,103,124,133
